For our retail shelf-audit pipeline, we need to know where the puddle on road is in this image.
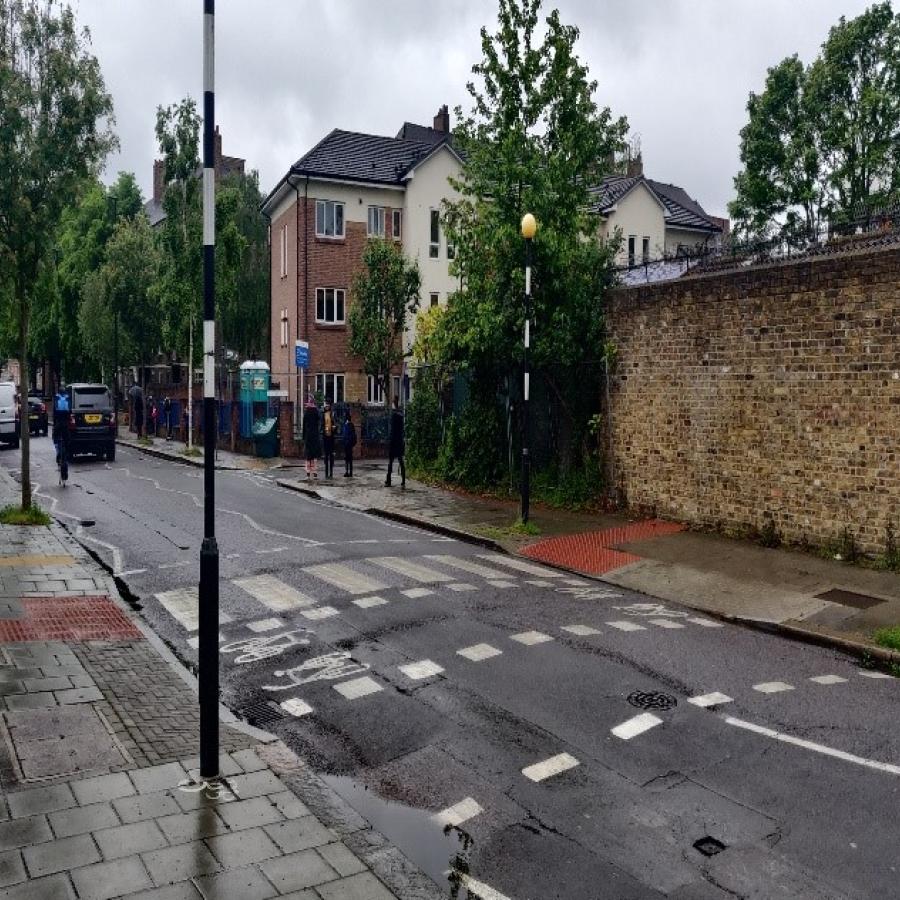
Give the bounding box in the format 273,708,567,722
321,773,468,891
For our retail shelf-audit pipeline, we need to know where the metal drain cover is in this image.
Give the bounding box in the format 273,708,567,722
693,836,726,857
238,700,284,727
815,588,884,610
627,690,677,711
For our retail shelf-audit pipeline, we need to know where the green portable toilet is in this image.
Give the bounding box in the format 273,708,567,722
239,360,270,403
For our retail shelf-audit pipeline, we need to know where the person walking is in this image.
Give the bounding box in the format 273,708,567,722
53,387,70,486
321,401,336,479
148,396,158,436
385,396,406,488
342,411,357,477
163,395,172,440
302,395,321,480
128,382,144,438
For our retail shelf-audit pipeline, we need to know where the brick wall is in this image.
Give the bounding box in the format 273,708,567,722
606,247,900,554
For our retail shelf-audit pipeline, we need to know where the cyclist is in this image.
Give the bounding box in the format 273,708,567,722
53,387,70,486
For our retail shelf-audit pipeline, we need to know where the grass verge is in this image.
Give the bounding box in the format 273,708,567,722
0,504,51,526
873,626,900,653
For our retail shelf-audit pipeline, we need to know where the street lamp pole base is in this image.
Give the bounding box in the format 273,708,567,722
199,536,219,780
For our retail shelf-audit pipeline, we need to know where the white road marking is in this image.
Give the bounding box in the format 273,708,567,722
448,873,512,900
753,681,795,694
725,716,900,776
232,574,316,611
612,713,662,740
370,557,455,583
446,583,477,592
426,554,512,580
117,568,147,577
457,643,503,662
478,554,564,578
432,797,482,828
809,675,848,685
352,595,388,609
561,625,602,636
522,752,580,782
688,692,734,708
75,525,124,575
218,506,320,546
510,631,554,646
246,618,285,633
688,617,724,627
563,578,588,586
255,547,288,555
649,618,685,630
858,670,894,679
333,676,383,700
305,562,387,595
300,606,339,621
399,660,444,680
606,620,647,632
402,588,434,599
155,588,232,631
487,580,517,589
280,698,314,717
524,579,554,588
159,560,192,570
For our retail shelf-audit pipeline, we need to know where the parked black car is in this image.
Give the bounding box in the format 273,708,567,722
65,383,116,460
27,397,48,436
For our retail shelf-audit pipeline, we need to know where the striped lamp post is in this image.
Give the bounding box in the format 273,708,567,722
199,0,220,780
520,213,536,524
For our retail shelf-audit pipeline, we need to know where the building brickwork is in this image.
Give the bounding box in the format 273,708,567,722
606,247,900,554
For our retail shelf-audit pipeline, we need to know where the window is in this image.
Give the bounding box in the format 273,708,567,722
279,225,287,277
628,235,636,267
367,206,385,238
279,309,289,348
642,236,650,264
429,209,440,258
315,200,345,238
392,209,402,241
430,292,439,308
315,288,346,324
315,373,345,404
367,375,385,406
392,376,401,403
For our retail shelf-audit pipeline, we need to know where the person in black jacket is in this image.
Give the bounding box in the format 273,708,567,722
385,396,405,488
342,412,357,477
302,396,321,480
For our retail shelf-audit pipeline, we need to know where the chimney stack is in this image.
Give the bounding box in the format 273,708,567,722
433,104,450,134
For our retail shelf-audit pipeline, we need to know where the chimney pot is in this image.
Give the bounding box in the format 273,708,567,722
433,104,450,134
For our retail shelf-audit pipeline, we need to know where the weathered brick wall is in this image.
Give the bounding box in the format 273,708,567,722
606,247,900,554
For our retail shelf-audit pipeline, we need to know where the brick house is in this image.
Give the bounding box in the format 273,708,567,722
261,106,462,413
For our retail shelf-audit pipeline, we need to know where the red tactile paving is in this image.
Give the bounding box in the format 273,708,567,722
0,596,143,642
522,519,686,575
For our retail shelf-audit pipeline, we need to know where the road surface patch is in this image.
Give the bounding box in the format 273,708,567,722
370,557,455,583
649,618,685,629
524,579,554,588
304,562,387,596
522,752,580,782
687,692,734,708
352,596,389,609
432,797,483,827
753,681,795,694
509,631,554,646
0,597,142,642
399,660,444,680
809,675,848,685
611,713,663,740
300,606,339,621
402,588,434,599
457,643,503,662
280,698,314,717
333,676,383,700
446,583,477,592
487,580,517,589
606,621,647,632
232,575,316,611
688,617,724,627
478,554,564,578
561,625,602,636
246,618,285,633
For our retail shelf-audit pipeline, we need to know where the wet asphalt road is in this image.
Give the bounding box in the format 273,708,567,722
11,437,900,899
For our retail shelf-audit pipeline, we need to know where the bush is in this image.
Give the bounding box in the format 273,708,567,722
435,393,506,489
884,522,900,571
0,505,51,526
406,376,443,470
874,626,900,652
531,465,603,510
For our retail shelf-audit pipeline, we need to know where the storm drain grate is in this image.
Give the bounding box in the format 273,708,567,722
238,700,285,727
693,836,726,857
815,588,885,610
627,690,677,711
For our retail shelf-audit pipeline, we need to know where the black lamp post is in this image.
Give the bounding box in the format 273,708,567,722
520,212,536,524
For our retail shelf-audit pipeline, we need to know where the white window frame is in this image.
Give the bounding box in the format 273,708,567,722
279,308,289,348
315,288,346,325
367,374,385,406
429,292,439,308
315,199,345,238
429,209,440,258
315,373,345,404
279,225,287,277
367,206,386,238
392,209,402,241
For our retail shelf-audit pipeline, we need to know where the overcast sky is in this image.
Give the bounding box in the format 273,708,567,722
77,0,874,219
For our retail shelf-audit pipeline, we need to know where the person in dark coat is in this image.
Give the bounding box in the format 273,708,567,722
385,396,405,488
302,395,321,480
321,401,336,478
342,411,357,477
128,382,144,438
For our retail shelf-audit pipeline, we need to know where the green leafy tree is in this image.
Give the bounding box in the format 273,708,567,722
348,238,421,409
0,0,115,510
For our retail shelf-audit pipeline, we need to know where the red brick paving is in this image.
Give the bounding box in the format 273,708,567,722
0,596,143,642
523,519,686,575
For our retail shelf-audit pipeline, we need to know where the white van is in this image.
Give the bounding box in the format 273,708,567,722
0,382,19,449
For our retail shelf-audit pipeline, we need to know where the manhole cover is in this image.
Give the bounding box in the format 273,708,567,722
238,700,284,727
627,690,677,711
815,588,885,610
693,836,726,857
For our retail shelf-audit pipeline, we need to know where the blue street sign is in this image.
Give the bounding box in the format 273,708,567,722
295,340,309,370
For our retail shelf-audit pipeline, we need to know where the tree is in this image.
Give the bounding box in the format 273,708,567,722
0,0,115,510
348,239,420,409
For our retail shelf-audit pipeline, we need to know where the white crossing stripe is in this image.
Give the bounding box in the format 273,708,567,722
187,633,226,649
858,670,894,679
432,797,483,827
563,578,588,586
370,557,455,583
155,588,232,632
524,579,555,588
612,713,662,740
233,574,316,611
510,631,554,646
400,660,444,680
246,618,285,633
753,681,795,694
606,620,647,632
333,676,383,700
301,606,339,620
402,588,434,599
649,618,685,630
561,625,601,636
522,752,580,782
688,692,734,708
426,555,513,580
280,698,313,717
449,874,512,900
688,617,724,628
304,562,387,595
478,554,564,578
457,643,503,662
352,596,388,609
487,580,517,589
809,674,848,685
446,583,477,592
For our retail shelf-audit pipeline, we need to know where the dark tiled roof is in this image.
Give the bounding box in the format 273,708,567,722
143,198,166,227
291,129,449,185
395,122,447,145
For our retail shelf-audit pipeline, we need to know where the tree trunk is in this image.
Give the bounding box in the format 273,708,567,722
17,281,31,511
187,316,193,449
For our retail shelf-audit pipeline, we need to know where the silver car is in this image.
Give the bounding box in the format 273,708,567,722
0,382,20,449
